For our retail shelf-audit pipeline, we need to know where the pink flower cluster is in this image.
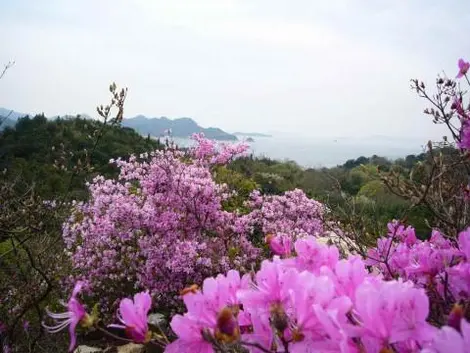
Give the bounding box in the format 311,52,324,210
166,235,470,353
453,58,470,150
240,189,324,254
367,221,470,304
47,233,470,353
63,135,325,311
63,136,259,310
44,287,152,352
190,133,250,166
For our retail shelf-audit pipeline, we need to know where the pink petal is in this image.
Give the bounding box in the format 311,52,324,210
119,298,140,327
134,291,151,318
164,339,213,353
68,319,79,352
71,281,84,299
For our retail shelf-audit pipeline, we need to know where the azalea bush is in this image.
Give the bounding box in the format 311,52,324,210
63,134,328,315
367,221,470,326
63,136,260,312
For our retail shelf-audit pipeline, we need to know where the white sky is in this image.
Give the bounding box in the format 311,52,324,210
1,0,469,139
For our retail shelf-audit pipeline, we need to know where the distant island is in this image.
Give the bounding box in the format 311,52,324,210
122,115,237,141
233,132,272,138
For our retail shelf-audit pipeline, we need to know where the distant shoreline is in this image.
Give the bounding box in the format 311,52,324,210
233,132,272,138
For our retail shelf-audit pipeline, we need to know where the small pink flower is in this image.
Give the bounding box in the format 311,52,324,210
112,291,151,343
452,97,468,120
459,121,470,150
456,58,470,79
265,234,292,256
43,281,87,352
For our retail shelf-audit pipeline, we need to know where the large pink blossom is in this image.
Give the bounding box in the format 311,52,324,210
422,319,470,353
353,279,436,351
111,291,151,343
165,270,249,352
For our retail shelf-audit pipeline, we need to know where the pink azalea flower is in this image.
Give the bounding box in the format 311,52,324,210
422,319,470,353
452,97,468,120
167,271,248,352
293,236,339,274
387,222,417,246
287,271,353,352
265,234,292,256
43,281,87,352
456,58,470,78
459,121,470,150
165,315,214,353
321,255,368,299
113,291,151,343
354,279,436,350
237,259,296,311
458,227,470,260
447,262,470,299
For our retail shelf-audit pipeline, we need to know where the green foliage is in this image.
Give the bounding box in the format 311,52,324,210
228,152,435,239
357,180,386,199
0,115,162,199
229,156,303,194
213,165,257,213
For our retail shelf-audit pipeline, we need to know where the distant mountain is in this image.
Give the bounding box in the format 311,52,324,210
0,108,28,130
122,115,237,141
234,132,272,138
0,108,237,141
0,107,28,121
0,117,15,129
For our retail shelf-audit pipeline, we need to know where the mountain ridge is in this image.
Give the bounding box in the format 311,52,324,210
122,115,237,141
0,108,237,140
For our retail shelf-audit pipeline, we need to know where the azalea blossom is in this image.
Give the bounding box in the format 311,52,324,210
422,319,470,353
265,234,292,256
112,291,152,343
43,281,88,352
456,58,470,78
165,270,249,353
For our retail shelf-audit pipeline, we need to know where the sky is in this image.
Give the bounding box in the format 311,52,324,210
1,0,470,140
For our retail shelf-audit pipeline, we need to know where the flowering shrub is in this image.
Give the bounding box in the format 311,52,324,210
63,135,262,311
366,220,470,326
46,235,470,352
63,135,327,313
240,188,325,250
